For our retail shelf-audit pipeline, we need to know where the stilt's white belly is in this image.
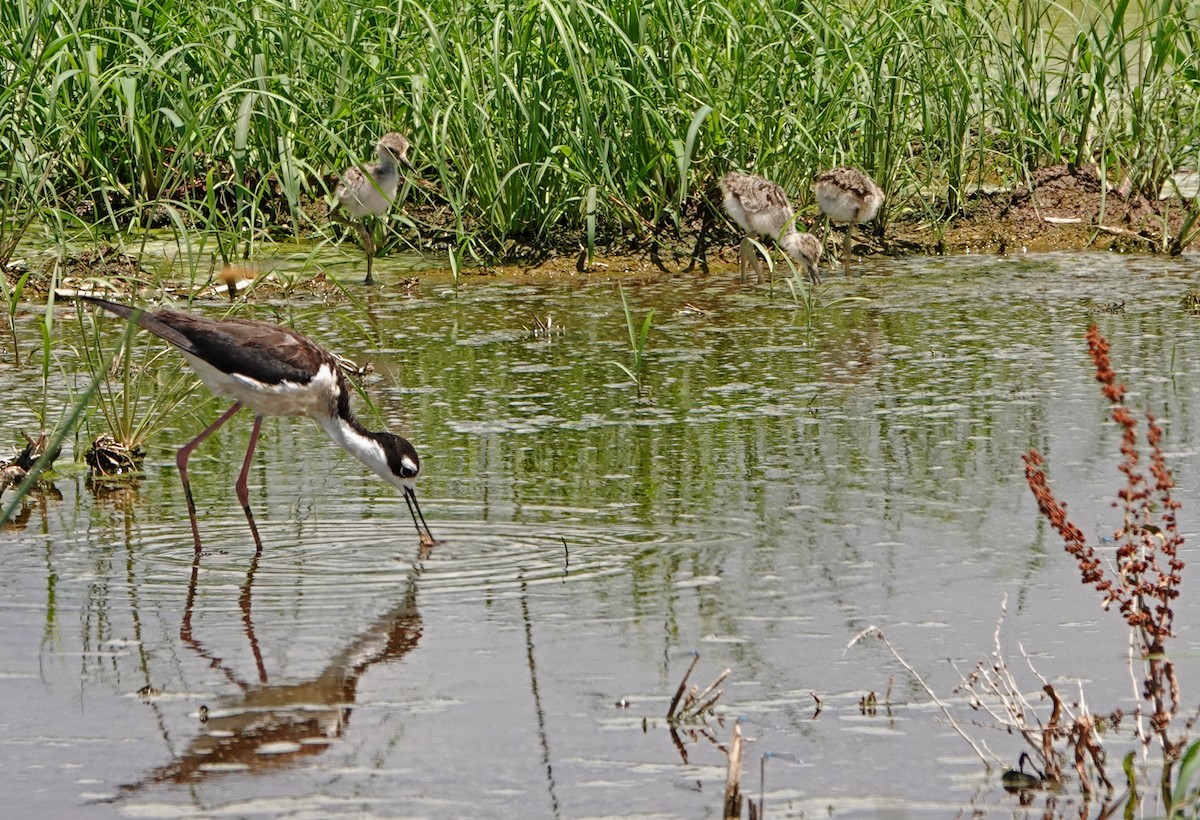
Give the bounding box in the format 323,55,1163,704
337,167,400,219
722,192,751,233
339,185,393,219
723,192,791,238
181,353,339,418
815,189,862,223
816,186,883,225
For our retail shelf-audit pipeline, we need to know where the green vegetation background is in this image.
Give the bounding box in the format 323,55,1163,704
2,0,1197,263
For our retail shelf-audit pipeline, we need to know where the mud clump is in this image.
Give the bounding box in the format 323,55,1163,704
889,163,1191,256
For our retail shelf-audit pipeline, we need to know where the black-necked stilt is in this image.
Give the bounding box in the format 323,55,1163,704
719,171,822,284
71,295,435,552
334,132,412,285
813,167,885,275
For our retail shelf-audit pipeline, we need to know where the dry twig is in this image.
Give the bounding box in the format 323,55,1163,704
849,625,997,769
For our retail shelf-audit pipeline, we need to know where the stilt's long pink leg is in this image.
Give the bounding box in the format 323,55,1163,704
235,414,266,554
355,220,376,284
177,402,243,552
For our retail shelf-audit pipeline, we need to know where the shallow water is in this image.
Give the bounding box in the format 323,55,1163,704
5,251,1200,816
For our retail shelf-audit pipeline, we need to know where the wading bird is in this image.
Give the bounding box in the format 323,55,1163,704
719,171,822,284
69,295,435,552
334,132,412,285
813,167,884,275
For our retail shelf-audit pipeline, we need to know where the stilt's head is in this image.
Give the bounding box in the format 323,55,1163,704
378,132,412,168
374,432,420,487
374,432,436,546
321,409,433,544
780,230,823,284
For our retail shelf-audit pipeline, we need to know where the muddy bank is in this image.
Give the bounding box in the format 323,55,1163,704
417,163,1199,277
8,164,1197,292
884,163,1195,257
408,163,1200,277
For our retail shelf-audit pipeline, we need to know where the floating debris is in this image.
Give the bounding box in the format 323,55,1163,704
55,244,148,294
527,313,565,338
667,654,730,724
334,353,374,379
0,432,60,494
85,434,144,479
1001,752,1045,791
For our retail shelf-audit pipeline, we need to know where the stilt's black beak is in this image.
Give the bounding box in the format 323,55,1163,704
404,486,436,547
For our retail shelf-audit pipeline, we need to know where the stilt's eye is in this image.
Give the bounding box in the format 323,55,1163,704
400,457,419,478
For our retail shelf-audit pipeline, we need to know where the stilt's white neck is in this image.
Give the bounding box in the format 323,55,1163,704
319,414,391,482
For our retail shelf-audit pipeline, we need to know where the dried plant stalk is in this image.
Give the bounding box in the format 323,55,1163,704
722,722,744,820
1023,324,1185,760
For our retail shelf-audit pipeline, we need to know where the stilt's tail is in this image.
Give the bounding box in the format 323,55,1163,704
60,293,197,355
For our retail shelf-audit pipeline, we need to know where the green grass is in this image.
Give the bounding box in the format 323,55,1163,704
72,304,199,457
1,0,1198,268
614,284,653,396
1171,740,1200,817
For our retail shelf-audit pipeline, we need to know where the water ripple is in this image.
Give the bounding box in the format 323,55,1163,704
119,514,737,607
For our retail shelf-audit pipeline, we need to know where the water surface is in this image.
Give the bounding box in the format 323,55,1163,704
4,251,1200,816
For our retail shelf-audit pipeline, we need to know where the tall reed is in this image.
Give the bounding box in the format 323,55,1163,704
2,0,1197,263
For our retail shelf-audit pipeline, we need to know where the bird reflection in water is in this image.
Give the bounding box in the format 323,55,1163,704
0,486,62,532
0,432,63,530
108,550,424,795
